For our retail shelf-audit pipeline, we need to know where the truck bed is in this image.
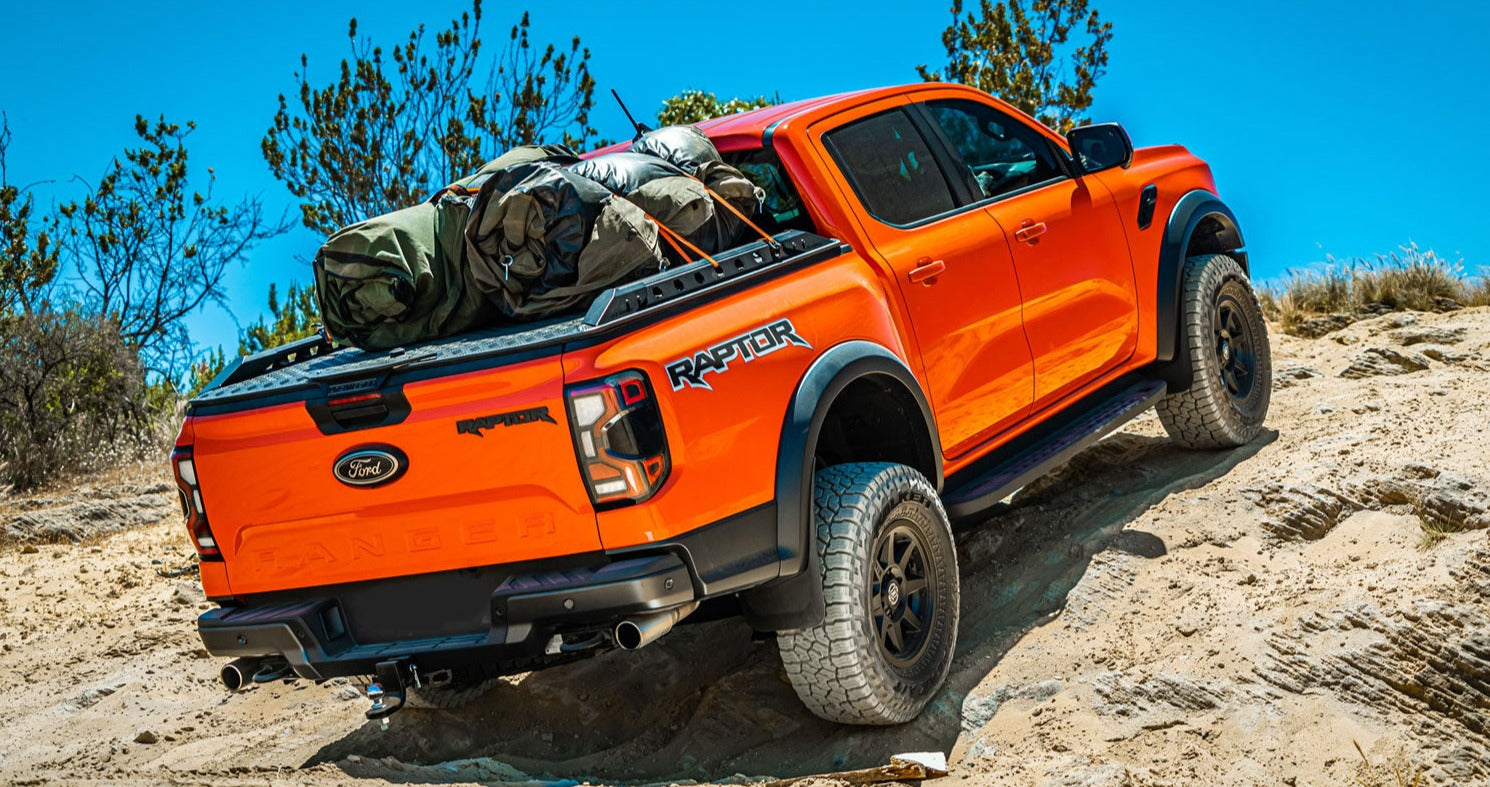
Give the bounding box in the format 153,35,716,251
190,231,846,415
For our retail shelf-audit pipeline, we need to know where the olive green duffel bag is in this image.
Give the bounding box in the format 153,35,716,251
313,145,581,349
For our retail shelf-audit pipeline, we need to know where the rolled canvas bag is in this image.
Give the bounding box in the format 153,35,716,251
628,125,722,175
313,197,493,350
689,159,766,254
567,152,714,238
443,143,582,195
312,144,583,348
509,197,664,318
465,162,621,319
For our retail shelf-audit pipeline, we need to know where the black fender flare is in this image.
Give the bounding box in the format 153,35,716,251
739,340,941,631
1156,190,1247,364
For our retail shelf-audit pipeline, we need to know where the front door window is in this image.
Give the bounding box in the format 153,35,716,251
922,100,1065,201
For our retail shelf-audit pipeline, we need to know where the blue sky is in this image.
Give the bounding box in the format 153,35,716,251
2,0,1485,354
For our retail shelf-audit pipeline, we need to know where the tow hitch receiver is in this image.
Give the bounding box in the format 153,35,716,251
365,659,418,721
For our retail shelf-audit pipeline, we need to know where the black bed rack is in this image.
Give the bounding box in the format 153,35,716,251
583,230,847,328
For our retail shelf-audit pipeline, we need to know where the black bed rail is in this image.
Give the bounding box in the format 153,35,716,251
203,331,336,394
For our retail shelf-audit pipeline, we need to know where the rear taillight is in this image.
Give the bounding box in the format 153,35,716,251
565,371,670,507
171,446,221,560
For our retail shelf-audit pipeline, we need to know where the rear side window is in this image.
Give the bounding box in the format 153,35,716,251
923,99,1065,201
823,109,957,226
722,147,818,235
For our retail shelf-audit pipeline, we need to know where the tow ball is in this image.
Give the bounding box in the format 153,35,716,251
365,659,421,724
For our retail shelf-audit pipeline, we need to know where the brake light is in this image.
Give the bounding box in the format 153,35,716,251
327,392,381,407
565,371,670,506
171,446,221,560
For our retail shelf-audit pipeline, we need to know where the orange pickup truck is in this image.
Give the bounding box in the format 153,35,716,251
176,82,1270,725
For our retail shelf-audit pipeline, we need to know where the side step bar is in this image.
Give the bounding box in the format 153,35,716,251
941,378,1167,519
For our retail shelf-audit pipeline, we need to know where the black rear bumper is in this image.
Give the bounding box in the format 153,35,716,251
199,553,693,680
198,502,781,679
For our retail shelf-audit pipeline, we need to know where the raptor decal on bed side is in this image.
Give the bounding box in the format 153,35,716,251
665,319,811,391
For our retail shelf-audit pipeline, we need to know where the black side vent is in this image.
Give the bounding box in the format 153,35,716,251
1137,184,1159,230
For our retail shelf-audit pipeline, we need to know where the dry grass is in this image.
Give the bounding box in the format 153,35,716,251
1417,517,1449,551
1261,244,1490,337
1469,274,1490,306
1352,739,1423,787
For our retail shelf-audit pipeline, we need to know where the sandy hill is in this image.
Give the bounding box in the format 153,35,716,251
2,307,1488,786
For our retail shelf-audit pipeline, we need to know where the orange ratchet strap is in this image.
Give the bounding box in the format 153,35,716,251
611,195,720,271
647,208,721,270
697,182,779,250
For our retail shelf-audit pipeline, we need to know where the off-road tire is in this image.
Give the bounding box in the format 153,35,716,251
1158,253,1272,448
778,462,959,725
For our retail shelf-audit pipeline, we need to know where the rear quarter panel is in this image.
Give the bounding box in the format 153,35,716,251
565,250,909,550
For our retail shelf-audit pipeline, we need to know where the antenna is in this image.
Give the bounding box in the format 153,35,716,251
611,89,651,140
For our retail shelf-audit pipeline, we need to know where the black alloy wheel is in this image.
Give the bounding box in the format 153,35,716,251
870,523,936,668
1214,293,1256,399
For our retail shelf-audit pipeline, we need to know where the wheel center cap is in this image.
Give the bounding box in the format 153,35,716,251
886,581,901,608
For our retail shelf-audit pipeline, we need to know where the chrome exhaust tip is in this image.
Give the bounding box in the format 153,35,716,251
613,602,699,651
220,657,261,691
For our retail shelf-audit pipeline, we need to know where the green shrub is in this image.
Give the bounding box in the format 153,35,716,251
0,309,167,491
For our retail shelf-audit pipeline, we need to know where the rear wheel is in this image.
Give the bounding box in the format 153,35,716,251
1158,253,1272,448
778,462,959,725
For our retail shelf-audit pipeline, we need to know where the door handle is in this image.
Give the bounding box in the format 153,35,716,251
908,258,946,284
1014,220,1048,244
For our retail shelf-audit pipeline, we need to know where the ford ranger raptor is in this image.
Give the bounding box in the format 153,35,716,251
176,82,1271,725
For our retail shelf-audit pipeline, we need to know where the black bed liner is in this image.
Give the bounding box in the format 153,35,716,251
189,231,848,415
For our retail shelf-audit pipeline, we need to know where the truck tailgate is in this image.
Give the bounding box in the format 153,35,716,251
190,356,596,595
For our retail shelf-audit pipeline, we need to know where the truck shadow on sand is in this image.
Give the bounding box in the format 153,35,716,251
306,428,1276,783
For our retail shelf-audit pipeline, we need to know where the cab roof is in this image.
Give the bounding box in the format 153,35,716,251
695,83,998,148
590,82,1013,155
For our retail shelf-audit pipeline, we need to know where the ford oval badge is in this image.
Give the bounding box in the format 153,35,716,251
332,445,408,488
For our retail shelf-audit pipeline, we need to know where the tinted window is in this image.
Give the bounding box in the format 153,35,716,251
924,100,1064,200
824,109,957,226
722,147,818,235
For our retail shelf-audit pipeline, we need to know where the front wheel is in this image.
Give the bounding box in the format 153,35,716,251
1158,253,1272,448
777,462,959,725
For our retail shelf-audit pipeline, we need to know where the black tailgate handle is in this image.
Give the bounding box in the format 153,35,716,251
305,386,412,435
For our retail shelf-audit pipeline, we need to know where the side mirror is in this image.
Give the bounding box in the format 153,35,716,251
1067,122,1134,174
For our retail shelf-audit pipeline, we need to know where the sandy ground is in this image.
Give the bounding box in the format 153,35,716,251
1,308,1488,786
